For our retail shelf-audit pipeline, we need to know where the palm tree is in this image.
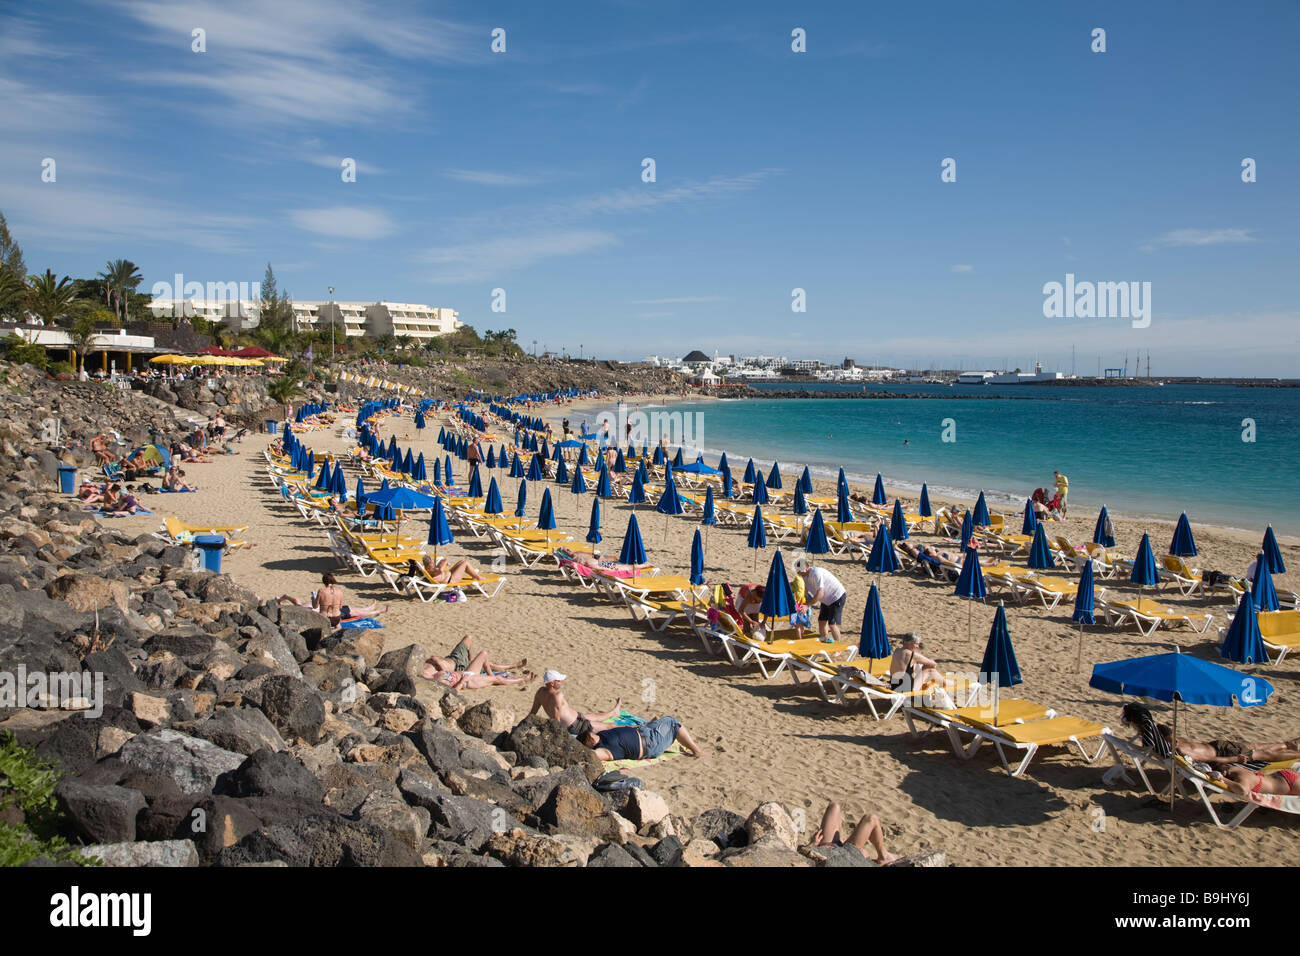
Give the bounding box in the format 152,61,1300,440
67,315,100,374
396,334,414,352
25,270,77,324
0,270,24,319
97,260,143,323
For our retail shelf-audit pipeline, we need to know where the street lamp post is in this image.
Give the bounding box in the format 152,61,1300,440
328,287,335,361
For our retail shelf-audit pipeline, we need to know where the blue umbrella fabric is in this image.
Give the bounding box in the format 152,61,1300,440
1130,533,1159,587
859,584,891,660
595,463,613,498
577,446,590,467
673,447,685,467
486,446,496,469
1093,506,1115,548
620,514,647,566
919,483,932,518
656,466,684,516
536,488,557,531
571,465,587,496
1072,558,1097,671
1221,589,1269,665
792,484,808,516
955,547,987,599
805,508,831,555
980,602,1024,699
509,452,524,479
721,469,734,500
354,477,367,511
836,482,852,524
747,506,768,552
701,486,716,527
889,499,909,541
514,480,528,518
1027,523,1055,570
444,456,455,486
799,466,813,494
1261,526,1286,575
1251,552,1280,612
485,477,503,515
960,510,974,550
652,446,665,465
526,454,544,482
690,528,705,587
743,459,756,484
767,462,783,490
865,524,899,576
628,469,648,506
586,497,602,545
759,550,795,619
468,466,483,499
413,452,427,482
1169,513,1198,558
364,485,438,511
1021,499,1037,536
973,491,991,527
554,455,570,485
427,497,454,549
751,472,769,506
872,473,887,506
613,448,627,474
1090,653,1273,707
432,459,442,487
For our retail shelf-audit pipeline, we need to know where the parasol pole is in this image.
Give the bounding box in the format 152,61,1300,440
1076,619,1084,673
1170,696,1178,812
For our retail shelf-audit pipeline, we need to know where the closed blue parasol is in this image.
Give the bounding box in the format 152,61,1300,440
960,510,974,550
536,488,557,531
613,448,627,474
1027,523,1055,570
1251,552,1280,612
872,473,887,506
919,483,932,518
432,458,442,487
673,447,685,468
486,446,496,469
509,452,524,479
1261,526,1286,575
526,454,544,482
859,584,891,660
315,460,331,491
1130,533,1159,588
400,448,413,475
743,459,756,484
514,480,528,518
554,455,569,485
792,484,808,516
413,452,427,482
799,465,813,494
890,499,909,541
759,550,795,619
444,456,455,486
427,497,454,564
620,513,647,566
718,452,729,473
332,461,347,500
656,464,684,517
767,461,783,490
751,471,769,506
747,505,768,571
1093,505,1115,548
805,508,831,555
595,462,613,498
1222,589,1269,665
628,469,648,506
836,482,852,524
1021,499,1037,536
586,497,602,544
578,445,590,467
865,524,899,578
1169,513,1198,558
485,477,503,515
980,602,1023,721
701,486,716,527
1072,558,1096,670
955,546,987,645
571,464,587,496
972,491,991,527
354,477,367,511
652,446,665,465
468,465,483,499
690,528,705,587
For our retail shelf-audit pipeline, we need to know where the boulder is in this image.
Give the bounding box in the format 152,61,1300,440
44,573,129,614
116,728,245,794
648,835,685,867
81,839,200,867
538,784,624,843
587,843,643,867
217,749,325,804
258,675,326,743
720,833,812,867
55,781,146,844
457,700,515,740
503,716,603,783
690,808,748,849
184,707,286,755
374,644,423,695
353,789,429,850
625,789,672,831
483,827,584,867
745,801,798,850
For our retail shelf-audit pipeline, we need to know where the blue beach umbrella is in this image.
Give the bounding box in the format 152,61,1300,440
759,550,795,621
1093,506,1115,548
315,460,331,491
980,602,1023,722
747,505,768,571
1072,559,1096,670
468,465,483,499
613,448,627,474
514,480,528,518
620,513,647,575
652,446,665,465
836,482,852,524
536,488,557,533
805,508,831,556
690,528,705,592
400,449,413,476
1221,589,1269,665
919,483,932,518
628,469,648,508
872,473,887,506
354,477,367,511
499,443,509,466
837,467,848,494
799,466,813,494
578,445,590,467
509,452,524,479
1027,523,1055,570
364,485,438,511
751,471,769,506
486,446,496,469
571,464,587,496
413,452,427,482
586,497,602,545
889,499,909,542
331,462,347,501
767,462,783,490
792,484,808,516
595,462,613,498
1021,499,1037,536
554,455,570,485
955,546,987,645
1130,533,1159,589
1251,552,1280,612
960,510,974,550
432,459,442,487
701,486,716,528
859,584,891,661
1169,513,1198,558
656,465,684,547
444,456,454,486
865,524,899,580
717,452,729,473
972,491,991,527
1261,526,1286,575
426,496,454,563
673,447,685,467
485,477,503,515
636,460,650,485
721,469,734,500
526,454,544,482
743,459,757,484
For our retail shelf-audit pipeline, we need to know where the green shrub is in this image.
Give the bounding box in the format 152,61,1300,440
48,361,75,376
0,732,91,867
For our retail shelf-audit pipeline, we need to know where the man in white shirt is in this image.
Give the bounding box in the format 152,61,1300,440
794,557,848,642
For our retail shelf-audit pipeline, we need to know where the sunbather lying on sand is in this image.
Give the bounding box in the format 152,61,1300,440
576,715,705,760
1120,704,1300,765
423,633,526,683
803,801,898,865
528,669,622,733
277,573,388,626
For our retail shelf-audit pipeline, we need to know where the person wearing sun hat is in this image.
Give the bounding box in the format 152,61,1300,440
528,669,624,735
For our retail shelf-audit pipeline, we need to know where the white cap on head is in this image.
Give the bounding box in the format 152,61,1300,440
543,670,566,684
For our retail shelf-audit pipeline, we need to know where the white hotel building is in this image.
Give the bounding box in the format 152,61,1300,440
149,299,461,344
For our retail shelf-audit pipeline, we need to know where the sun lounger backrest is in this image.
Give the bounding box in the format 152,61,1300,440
1259,610,1300,639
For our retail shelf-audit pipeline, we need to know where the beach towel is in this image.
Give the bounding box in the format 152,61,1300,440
598,710,689,770
340,617,384,629
160,488,196,493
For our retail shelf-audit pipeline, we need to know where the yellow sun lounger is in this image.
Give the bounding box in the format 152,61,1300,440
1097,589,1214,637
910,700,1107,777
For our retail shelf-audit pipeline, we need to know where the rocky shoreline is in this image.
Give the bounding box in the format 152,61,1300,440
0,360,944,868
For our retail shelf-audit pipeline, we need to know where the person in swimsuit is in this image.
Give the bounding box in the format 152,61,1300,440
1216,767,1300,798
802,801,898,865
418,554,483,585
422,633,525,681
1120,704,1300,764
277,573,388,626
528,670,622,733
576,715,705,760
889,633,942,692
426,655,536,691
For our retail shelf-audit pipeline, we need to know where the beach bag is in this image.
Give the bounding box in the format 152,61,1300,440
920,682,956,710
792,604,811,628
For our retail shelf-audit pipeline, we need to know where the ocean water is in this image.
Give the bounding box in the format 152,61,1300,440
641,383,1300,536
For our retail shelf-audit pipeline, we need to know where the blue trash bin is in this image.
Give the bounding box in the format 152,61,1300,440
265,419,278,435
57,466,77,495
193,534,225,574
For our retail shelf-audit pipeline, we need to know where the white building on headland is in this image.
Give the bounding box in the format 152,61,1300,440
148,298,460,343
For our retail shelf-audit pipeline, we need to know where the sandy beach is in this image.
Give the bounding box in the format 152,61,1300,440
114,399,1300,866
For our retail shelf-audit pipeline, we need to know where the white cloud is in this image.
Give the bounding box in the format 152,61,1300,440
629,295,727,304
416,230,618,283
567,170,779,217
307,155,386,175
444,169,539,187
289,206,396,240
1145,228,1259,250
950,264,973,273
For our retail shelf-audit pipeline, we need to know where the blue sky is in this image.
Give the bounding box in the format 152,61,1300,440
2,0,1297,375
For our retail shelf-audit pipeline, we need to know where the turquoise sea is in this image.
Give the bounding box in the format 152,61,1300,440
639,383,1300,537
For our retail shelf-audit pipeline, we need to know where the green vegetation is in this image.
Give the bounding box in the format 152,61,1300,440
0,337,49,369
0,732,89,867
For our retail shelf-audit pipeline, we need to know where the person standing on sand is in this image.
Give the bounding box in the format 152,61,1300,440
528,670,623,733
1053,470,1069,516
793,557,848,643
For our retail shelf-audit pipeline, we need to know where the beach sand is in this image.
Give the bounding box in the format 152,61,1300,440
115,400,1300,866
